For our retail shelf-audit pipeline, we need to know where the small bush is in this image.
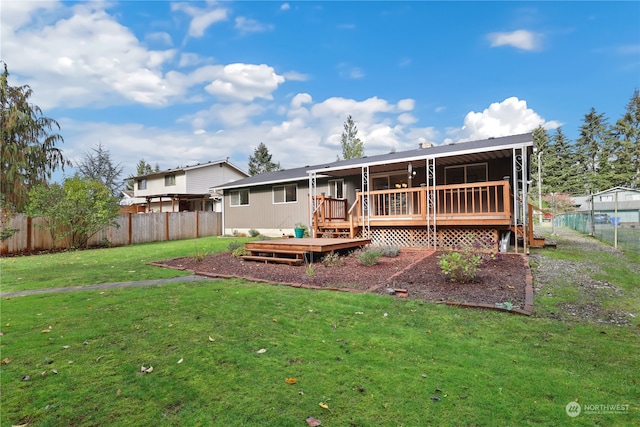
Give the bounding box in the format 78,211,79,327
438,250,481,283
227,240,244,253
248,228,260,237
193,249,208,262
231,246,249,257
378,245,401,257
357,247,383,266
305,264,315,277
322,252,345,267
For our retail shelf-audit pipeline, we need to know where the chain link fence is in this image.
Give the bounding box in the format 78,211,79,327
555,212,640,253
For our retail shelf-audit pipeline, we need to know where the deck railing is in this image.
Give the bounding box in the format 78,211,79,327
313,180,512,227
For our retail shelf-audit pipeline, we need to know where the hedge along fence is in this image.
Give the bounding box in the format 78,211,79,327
1,211,222,255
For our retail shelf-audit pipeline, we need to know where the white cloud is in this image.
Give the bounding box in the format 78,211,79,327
445,97,556,143
145,32,173,47
280,3,291,11
204,63,285,102
337,63,365,80
291,93,313,108
487,29,541,51
283,71,309,81
2,2,181,108
235,16,273,34
171,2,228,38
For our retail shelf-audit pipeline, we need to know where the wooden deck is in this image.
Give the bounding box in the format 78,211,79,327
243,238,371,264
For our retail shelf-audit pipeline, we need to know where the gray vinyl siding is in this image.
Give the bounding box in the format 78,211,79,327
186,164,246,194
224,182,311,230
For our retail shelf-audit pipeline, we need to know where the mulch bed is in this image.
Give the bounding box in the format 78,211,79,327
154,248,532,314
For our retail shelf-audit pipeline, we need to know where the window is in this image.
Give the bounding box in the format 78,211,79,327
137,179,147,190
273,184,297,204
445,163,488,184
165,174,176,186
600,195,613,202
230,189,249,206
328,179,344,198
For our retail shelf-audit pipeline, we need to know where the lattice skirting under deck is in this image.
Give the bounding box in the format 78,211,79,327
356,227,499,251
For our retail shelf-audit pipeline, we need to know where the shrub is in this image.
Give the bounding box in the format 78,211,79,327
322,252,345,267
357,247,383,266
438,250,481,283
227,240,244,252
231,246,249,257
305,264,315,276
378,245,401,257
193,249,208,262
248,228,260,237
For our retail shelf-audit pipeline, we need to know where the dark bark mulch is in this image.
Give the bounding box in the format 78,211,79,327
156,249,528,308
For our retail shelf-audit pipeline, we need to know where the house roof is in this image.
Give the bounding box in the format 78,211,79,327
132,159,248,180
214,133,534,191
592,186,640,196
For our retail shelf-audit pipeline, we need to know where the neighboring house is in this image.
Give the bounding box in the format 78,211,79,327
214,133,541,252
132,159,248,213
119,190,146,214
574,187,640,225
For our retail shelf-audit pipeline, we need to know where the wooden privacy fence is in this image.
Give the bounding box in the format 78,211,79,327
1,211,221,255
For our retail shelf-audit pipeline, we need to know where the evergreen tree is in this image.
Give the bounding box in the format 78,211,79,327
248,142,281,175
544,128,580,194
1,62,70,213
75,142,124,197
339,115,364,160
125,159,160,190
531,126,549,196
612,89,640,188
573,108,610,194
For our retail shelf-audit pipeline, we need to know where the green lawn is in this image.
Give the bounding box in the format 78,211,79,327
1,233,638,426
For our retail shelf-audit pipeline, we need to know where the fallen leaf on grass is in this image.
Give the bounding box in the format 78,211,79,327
177,358,183,364
306,416,322,426
319,402,329,409
1,357,13,365
256,348,267,354
284,378,297,384
208,336,215,342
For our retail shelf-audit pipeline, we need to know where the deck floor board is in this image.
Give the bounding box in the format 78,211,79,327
245,238,371,262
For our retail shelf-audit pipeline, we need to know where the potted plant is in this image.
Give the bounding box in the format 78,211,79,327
294,223,308,238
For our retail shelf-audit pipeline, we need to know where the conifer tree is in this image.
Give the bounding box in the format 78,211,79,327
248,142,281,175
339,115,364,160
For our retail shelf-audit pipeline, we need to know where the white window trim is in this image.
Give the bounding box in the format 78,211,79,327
273,183,298,204
230,189,249,207
328,179,345,199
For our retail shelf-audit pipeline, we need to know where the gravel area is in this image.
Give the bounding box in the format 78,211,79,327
529,225,639,324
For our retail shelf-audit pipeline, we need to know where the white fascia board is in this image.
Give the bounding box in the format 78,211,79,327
307,140,534,175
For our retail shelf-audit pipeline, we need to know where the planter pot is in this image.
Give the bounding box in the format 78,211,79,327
294,228,305,238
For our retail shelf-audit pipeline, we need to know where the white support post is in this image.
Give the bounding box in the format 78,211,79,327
427,157,437,249
361,166,370,239
309,172,317,237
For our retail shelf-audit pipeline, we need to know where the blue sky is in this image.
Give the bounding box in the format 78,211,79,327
2,1,638,181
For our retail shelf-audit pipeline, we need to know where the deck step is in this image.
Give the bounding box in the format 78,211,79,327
240,255,304,265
